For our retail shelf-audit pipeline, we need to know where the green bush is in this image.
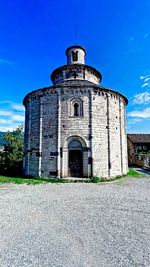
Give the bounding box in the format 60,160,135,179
0,125,24,176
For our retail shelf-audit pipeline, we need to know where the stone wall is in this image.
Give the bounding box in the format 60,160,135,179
24,99,40,177
41,94,58,177
92,91,108,177
60,88,90,177
127,138,136,165
23,84,128,179
91,90,128,178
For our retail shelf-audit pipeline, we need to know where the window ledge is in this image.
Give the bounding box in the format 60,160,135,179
69,116,84,118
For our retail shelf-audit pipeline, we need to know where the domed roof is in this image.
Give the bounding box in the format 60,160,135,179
66,46,86,56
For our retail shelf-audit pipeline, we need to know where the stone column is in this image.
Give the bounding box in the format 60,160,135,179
119,97,123,174
57,92,61,178
107,94,111,177
25,99,31,176
38,99,43,177
89,90,93,177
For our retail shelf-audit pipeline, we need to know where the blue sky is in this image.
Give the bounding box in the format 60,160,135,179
0,0,150,132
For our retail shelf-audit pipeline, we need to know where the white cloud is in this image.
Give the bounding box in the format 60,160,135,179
0,119,12,124
12,114,24,122
142,83,149,88
12,104,24,111
127,118,143,125
144,77,150,82
0,100,12,104
140,73,150,89
0,119,25,132
133,92,150,104
0,101,24,111
127,107,150,119
0,125,20,132
140,74,150,80
0,110,12,116
0,126,14,132
0,101,25,131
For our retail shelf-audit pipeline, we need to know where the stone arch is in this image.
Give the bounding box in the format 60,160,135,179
64,135,87,148
69,98,83,117
62,136,89,178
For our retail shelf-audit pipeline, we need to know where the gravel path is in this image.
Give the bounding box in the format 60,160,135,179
0,177,150,267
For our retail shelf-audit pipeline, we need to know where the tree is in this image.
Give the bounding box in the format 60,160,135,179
0,125,24,176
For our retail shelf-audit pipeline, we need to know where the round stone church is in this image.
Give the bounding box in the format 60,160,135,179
23,45,128,179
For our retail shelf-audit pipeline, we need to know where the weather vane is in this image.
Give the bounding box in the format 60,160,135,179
74,22,78,45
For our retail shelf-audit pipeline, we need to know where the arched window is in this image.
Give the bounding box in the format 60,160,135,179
68,140,82,149
69,98,83,117
74,103,79,116
72,51,78,61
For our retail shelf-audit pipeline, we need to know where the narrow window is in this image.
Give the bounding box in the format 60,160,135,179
74,103,79,116
72,51,78,61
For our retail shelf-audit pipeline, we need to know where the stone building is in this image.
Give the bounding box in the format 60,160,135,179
23,45,128,179
127,134,150,167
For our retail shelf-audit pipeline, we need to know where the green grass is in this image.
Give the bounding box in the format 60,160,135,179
0,176,48,184
0,176,92,184
91,168,147,183
0,176,66,185
127,168,143,177
91,176,101,183
0,168,148,185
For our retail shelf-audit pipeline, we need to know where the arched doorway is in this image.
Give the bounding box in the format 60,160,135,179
68,140,83,177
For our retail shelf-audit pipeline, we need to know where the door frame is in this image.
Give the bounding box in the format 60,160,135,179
68,147,83,177
62,135,89,178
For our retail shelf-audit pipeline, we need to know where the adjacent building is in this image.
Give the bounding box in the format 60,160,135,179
127,134,150,168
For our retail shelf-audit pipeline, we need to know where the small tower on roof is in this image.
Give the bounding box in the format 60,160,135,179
51,45,102,85
66,46,86,65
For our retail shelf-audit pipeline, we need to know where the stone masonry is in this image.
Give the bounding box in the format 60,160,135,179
23,45,128,179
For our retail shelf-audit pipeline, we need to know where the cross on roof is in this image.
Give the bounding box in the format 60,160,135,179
72,72,78,79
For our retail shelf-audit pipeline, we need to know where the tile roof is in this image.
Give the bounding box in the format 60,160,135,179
127,134,150,143
54,79,99,87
